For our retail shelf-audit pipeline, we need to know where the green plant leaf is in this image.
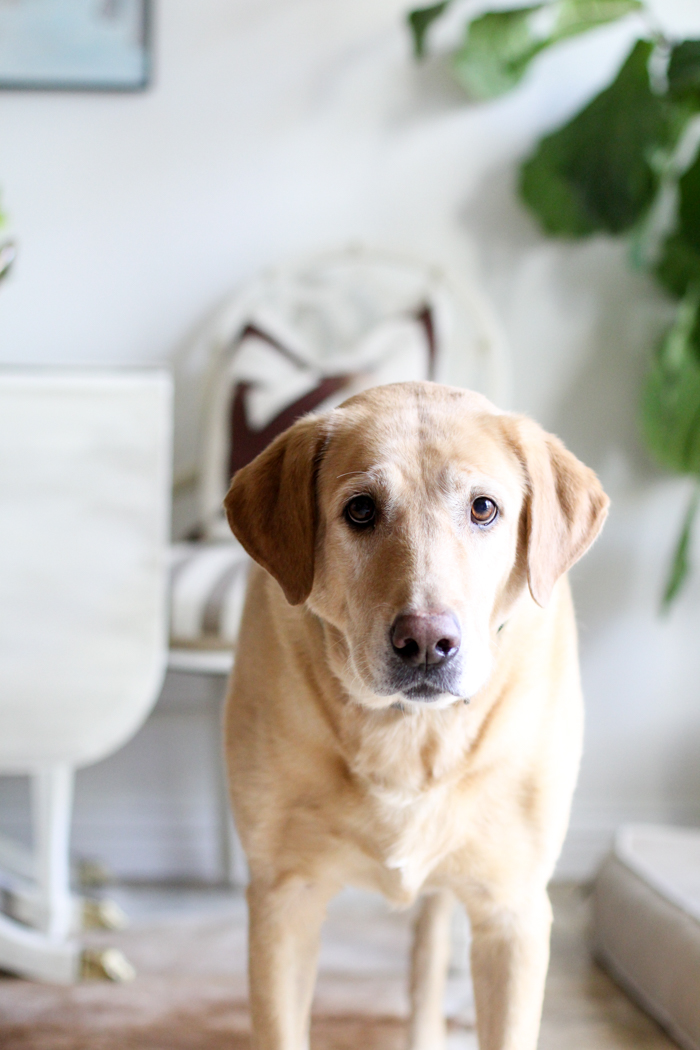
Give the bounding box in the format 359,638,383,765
451,0,642,100
668,40,700,104
662,480,700,607
656,147,700,296
641,292,700,476
407,2,451,59
452,7,541,99
551,0,642,37
656,232,700,297
673,136,700,252
519,40,679,236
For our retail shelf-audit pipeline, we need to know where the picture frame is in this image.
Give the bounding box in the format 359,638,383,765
0,0,152,92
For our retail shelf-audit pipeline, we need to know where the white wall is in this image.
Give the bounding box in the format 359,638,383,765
2,0,700,880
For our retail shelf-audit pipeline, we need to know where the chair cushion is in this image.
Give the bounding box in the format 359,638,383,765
593,824,700,1050
169,542,250,651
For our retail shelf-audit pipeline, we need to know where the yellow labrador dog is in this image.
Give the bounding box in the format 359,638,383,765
223,381,608,1050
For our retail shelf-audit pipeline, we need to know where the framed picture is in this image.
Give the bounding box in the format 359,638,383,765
0,0,152,92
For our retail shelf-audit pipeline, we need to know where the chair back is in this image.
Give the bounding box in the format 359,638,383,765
175,247,507,540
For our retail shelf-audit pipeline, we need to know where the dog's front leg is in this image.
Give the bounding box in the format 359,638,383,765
247,876,330,1050
408,889,453,1050
466,889,552,1050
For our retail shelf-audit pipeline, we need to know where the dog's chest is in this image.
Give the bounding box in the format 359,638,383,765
369,781,457,902
341,708,477,902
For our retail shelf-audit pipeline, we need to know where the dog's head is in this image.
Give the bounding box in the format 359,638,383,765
224,382,608,710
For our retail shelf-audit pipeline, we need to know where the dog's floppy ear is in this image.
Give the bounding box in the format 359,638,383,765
224,415,327,606
514,418,609,608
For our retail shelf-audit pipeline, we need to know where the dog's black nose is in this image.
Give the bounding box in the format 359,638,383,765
391,612,461,667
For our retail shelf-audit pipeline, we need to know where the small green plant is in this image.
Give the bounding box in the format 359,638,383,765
408,0,700,605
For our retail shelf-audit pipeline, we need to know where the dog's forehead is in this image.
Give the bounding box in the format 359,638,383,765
321,385,520,489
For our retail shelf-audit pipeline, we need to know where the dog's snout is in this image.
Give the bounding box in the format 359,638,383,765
391,612,461,667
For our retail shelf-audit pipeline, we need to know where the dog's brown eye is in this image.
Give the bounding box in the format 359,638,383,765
344,495,376,528
471,496,498,526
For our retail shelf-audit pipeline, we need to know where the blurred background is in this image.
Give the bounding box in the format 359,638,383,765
1,0,700,1045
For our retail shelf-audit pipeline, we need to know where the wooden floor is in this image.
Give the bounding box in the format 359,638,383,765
540,884,676,1050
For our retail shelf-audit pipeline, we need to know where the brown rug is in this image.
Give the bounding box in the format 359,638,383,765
0,967,415,1050
0,982,407,1050
0,966,418,1050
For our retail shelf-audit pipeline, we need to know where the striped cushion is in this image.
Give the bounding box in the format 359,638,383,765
169,542,250,650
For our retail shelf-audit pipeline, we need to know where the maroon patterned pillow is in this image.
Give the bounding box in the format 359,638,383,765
227,306,437,476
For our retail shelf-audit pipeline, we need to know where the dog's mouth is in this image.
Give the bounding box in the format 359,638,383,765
381,658,463,703
401,683,453,703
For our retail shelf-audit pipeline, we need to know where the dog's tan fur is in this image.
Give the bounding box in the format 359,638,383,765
223,382,608,1050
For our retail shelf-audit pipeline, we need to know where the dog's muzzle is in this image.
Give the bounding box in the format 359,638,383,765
386,611,462,701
